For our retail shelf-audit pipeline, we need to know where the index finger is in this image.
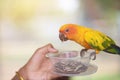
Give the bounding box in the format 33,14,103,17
27,43,58,69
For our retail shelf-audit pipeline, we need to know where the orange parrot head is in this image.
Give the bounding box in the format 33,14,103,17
59,24,78,41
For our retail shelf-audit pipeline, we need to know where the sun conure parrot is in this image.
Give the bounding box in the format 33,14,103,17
59,24,120,59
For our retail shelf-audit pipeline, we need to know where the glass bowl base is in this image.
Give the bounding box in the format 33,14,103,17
53,63,98,76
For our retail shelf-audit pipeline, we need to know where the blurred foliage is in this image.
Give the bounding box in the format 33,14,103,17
70,73,120,80
98,0,115,10
0,0,4,19
97,0,119,19
0,0,40,32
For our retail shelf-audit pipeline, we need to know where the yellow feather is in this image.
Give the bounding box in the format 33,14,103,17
59,24,115,54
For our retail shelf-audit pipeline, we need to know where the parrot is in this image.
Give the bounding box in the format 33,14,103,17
59,24,120,60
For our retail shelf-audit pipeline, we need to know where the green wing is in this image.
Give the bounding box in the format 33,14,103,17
84,31,115,50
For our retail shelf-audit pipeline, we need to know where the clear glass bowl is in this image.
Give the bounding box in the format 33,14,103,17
46,51,97,76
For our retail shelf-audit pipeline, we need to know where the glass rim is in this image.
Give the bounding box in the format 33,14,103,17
46,51,91,59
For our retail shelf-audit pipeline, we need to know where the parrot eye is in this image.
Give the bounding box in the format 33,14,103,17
65,29,69,32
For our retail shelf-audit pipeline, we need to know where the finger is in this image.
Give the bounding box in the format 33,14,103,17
37,43,58,56
32,43,57,59
34,43,58,60
26,43,58,70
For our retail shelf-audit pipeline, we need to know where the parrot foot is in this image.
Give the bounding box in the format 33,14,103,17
90,51,96,60
80,49,88,57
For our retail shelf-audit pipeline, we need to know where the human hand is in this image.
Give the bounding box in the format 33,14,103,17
12,43,62,80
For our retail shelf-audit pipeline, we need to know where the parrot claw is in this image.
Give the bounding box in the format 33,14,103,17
80,49,88,57
90,52,96,60
80,49,96,60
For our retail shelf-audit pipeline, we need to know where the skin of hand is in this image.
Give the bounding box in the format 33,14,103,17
13,43,61,80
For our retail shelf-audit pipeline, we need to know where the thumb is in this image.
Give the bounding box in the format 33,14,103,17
26,44,58,69
34,43,58,57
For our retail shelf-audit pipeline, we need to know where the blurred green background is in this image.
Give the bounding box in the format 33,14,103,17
0,0,120,80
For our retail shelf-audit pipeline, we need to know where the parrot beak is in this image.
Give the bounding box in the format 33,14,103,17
59,33,68,41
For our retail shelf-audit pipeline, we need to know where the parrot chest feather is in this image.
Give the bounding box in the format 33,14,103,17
75,32,92,49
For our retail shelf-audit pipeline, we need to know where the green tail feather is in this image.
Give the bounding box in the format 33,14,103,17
103,44,120,55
